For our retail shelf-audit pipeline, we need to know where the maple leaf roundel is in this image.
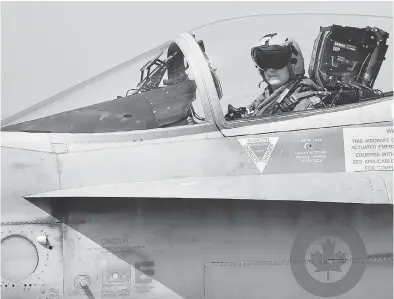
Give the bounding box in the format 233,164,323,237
290,222,367,297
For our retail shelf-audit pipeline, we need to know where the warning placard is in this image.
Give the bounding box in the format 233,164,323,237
238,137,279,173
343,126,394,172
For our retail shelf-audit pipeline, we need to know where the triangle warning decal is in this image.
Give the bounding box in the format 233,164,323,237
238,137,279,173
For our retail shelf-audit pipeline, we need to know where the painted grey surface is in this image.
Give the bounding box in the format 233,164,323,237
23,172,392,204
0,146,60,223
26,197,393,299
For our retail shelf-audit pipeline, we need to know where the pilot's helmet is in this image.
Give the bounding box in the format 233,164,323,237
251,33,305,79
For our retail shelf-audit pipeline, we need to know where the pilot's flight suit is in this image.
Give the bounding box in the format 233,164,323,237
247,76,327,116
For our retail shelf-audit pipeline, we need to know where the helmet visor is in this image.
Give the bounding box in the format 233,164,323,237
251,46,291,70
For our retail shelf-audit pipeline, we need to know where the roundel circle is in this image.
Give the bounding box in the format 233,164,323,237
290,222,367,297
1,235,39,282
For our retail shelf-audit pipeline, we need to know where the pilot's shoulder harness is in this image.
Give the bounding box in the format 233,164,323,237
274,77,328,112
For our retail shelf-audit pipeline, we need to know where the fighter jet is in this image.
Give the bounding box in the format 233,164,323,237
1,13,393,299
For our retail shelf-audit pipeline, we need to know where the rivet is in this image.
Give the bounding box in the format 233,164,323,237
167,107,170,110
153,111,156,114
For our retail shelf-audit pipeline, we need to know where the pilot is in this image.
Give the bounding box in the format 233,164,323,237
225,33,328,120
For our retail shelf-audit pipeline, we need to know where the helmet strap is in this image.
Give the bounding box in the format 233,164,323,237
259,69,267,83
259,69,274,93
287,61,296,80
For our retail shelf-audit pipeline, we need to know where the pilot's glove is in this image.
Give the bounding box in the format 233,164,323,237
225,104,248,121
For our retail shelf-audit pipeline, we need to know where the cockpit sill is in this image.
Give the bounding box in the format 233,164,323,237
217,91,394,131
2,91,393,137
